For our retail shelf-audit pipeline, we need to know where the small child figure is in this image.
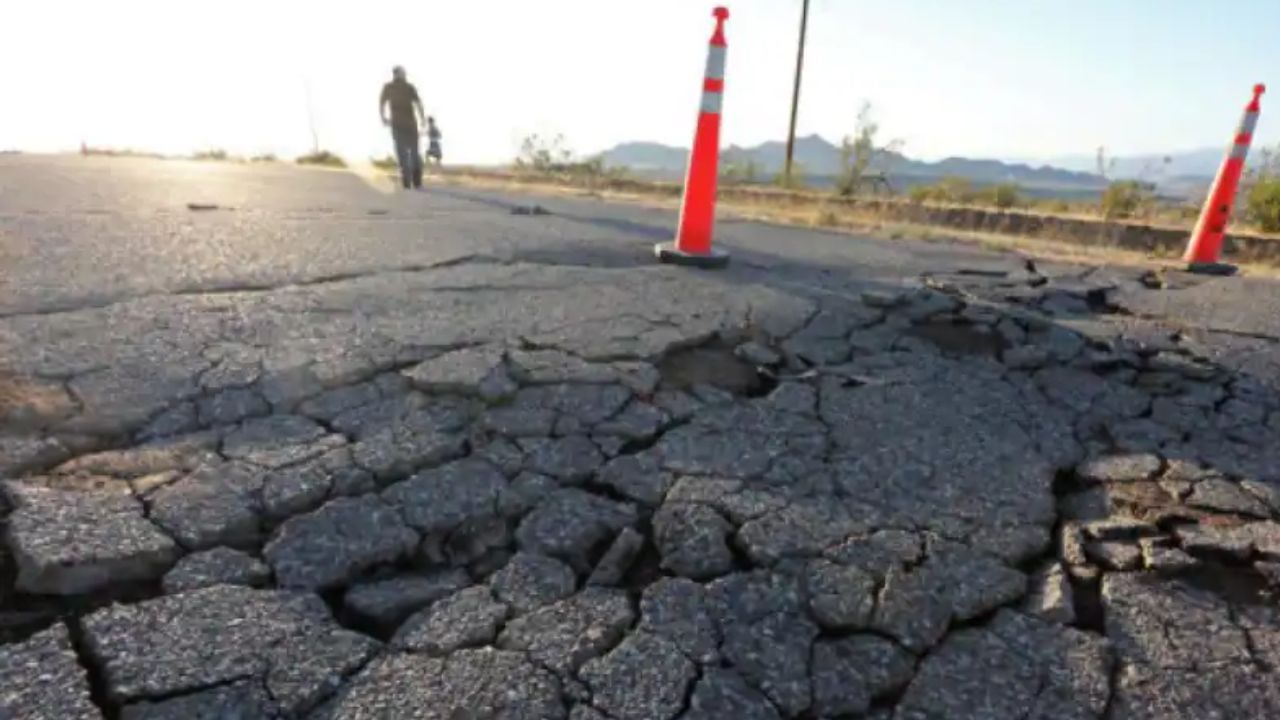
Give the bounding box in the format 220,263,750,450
425,117,443,168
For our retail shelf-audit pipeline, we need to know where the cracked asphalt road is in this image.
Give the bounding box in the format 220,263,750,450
3,154,1280,719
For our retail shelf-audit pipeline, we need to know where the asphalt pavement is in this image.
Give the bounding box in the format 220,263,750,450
2,154,1280,719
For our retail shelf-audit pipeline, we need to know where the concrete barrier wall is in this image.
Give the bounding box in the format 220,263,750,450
449,169,1280,265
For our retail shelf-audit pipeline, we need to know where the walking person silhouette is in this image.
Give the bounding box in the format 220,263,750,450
425,116,443,170
379,66,425,189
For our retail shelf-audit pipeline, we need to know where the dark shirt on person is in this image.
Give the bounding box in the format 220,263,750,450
381,79,421,133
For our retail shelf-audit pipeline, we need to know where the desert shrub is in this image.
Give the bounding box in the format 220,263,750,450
192,149,229,161
989,183,1021,209
910,176,978,204
836,102,903,197
1100,180,1152,219
79,145,165,159
1247,177,1280,233
773,162,808,189
937,177,978,203
296,150,346,168
722,158,761,185
513,134,621,189
515,133,573,173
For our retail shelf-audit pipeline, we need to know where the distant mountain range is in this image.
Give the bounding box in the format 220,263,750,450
1036,148,1254,198
600,135,1237,199
603,135,1106,195
1041,148,1229,180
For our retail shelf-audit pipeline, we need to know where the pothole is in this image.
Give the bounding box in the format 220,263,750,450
1051,468,1083,498
1171,561,1279,607
1051,468,1107,635
905,321,1008,358
0,565,164,646
1069,569,1106,634
657,343,777,398
1085,288,1119,314
66,615,120,720
620,540,663,594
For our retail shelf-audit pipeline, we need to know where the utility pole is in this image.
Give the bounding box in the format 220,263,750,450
783,0,810,185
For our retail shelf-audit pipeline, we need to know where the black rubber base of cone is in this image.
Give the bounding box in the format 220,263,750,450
654,242,730,269
1187,262,1239,277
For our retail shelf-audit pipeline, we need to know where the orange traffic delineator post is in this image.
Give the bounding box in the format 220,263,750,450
656,7,731,269
1183,84,1266,276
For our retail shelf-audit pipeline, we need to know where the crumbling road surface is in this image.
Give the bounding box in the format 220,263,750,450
2,155,1280,719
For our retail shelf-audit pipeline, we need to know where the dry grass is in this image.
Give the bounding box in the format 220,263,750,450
296,150,347,168
79,146,167,160
738,204,1275,277
440,170,1280,277
191,149,231,162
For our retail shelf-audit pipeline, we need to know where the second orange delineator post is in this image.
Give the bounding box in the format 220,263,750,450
656,6,731,269
1183,84,1266,275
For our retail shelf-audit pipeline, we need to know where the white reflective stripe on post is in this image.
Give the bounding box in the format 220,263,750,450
704,46,727,80
701,91,723,114
1230,143,1253,159
1239,111,1261,137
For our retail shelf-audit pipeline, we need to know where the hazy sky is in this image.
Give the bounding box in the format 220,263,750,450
3,0,1277,164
